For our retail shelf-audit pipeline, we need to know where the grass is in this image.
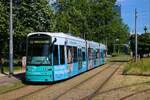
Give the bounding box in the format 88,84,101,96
2,66,23,73
109,54,132,62
0,66,25,94
123,58,150,75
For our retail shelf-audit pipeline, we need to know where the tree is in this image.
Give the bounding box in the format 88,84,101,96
138,33,150,57
0,0,130,58
54,0,129,54
130,32,150,58
13,0,54,57
53,0,90,37
0,1,9,57
0,0,54,58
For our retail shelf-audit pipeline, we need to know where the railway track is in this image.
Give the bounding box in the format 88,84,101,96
0,84,26,95
81,62,123,100
96,81,150,96
18,63,114,100
53,62,119,100
0,85,50,100
120,88,150,100
11,61,145,100
0,75,52,99
16,85,52,100
0,62,118,100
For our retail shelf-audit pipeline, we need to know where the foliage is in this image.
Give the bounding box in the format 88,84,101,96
138,33,150,57
123,58,150,75
54,0,129,54
0,0,54,58
13,0,54,57
130,32,150,57
0,1,9,55
0,0,129,59
110,54,131,62
0,80,25,94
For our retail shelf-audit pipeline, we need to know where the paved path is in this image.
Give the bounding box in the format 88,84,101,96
0,70,25,86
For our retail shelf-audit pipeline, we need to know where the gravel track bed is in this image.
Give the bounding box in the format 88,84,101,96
19,63,113,100
0,85,48,100
120,88,150,100
8,62,150,100
57,63,121,100
92,63,150,100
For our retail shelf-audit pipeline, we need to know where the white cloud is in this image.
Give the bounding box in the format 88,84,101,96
117,0,125,3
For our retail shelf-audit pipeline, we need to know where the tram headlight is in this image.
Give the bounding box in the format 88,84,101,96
44,68,51,71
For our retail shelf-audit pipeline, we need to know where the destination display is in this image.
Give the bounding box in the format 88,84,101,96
29,40,49,44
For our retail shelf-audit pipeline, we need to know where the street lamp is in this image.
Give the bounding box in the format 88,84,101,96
113,38,119,54
9,0,13,77
135,8,138,62
144,26,147,33
116,38,119,42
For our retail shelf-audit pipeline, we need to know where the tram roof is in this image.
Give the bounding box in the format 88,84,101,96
28,32,106,49
28,32,86,42
100,43,107,50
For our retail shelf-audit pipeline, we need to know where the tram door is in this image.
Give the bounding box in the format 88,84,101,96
93,49,97,66
67,46,73,74
88,48,93,70
78,48,82,70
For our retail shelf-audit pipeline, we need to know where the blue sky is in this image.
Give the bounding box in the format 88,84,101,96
117,0,150,34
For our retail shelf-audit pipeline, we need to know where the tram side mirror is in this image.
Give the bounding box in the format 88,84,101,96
50,38,57,46
53,38,57,44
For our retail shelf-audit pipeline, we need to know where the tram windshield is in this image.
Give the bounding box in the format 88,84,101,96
27,36,52,65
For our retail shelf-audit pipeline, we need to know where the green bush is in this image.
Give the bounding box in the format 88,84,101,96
123,58,150,75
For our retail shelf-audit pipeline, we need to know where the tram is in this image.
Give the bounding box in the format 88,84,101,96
25,32,106,82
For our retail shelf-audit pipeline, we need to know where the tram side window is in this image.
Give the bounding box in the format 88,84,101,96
60,45,65,64
82,47,86,61
104,50,106,57
100,50,103,58
88,48,93,60
78,48,82,69
99,50,101,58
82,52,86,61
93,50,96,59
67,46,73,64
78,48,82,61
96,49,100,59
73,47,77,63
53,45,59,65
102,50,104,58
88,48,90,60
